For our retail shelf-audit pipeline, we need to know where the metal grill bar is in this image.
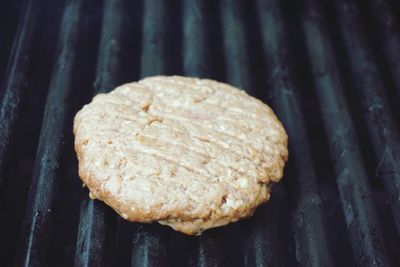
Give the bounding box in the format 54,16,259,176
16,1,83,266
73,0,126,265
130,225,167,267
300,0,390,265
0,2,42,264
74,198,115,267
220,0,251,91
255,0,334,266
0,0,42,189
333,0,400,236
189,231,222,267
242,205,282,267
129,1,168,266
219,2,282,266
183,0,209,78
183,1,222,266
94,0,127,94
365,0,400,100
140,0,165,77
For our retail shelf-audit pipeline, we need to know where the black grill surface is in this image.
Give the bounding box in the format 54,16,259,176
0,0,400,266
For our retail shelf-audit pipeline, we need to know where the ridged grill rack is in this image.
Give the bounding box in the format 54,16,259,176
0,0,399,266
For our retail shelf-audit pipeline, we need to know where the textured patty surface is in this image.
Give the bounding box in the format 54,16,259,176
73,76,288,235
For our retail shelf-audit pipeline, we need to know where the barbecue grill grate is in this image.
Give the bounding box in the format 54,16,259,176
0,0,399,266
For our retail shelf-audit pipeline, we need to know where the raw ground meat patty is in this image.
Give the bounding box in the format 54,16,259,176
73,76,288,235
